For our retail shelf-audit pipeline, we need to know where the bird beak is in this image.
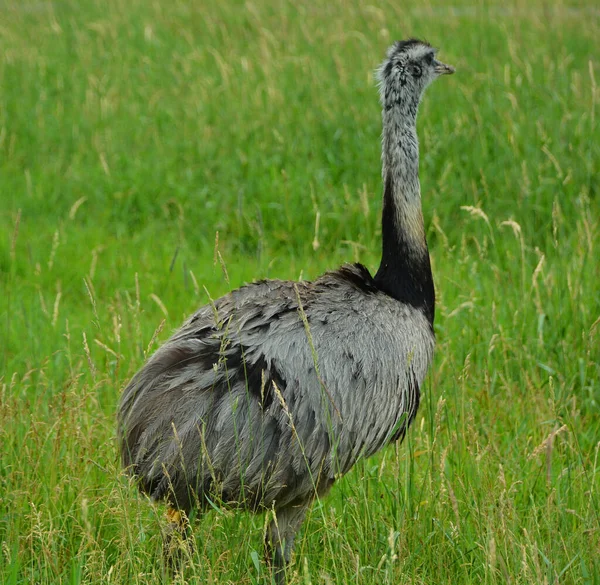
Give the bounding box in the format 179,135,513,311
434,60,455,75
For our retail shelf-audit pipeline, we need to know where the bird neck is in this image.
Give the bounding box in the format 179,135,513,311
374,107,435,324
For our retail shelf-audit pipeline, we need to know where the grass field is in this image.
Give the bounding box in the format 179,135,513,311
1,0,599,583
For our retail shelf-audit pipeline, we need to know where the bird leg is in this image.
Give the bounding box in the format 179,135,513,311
163,507,193,574
265,503,309,585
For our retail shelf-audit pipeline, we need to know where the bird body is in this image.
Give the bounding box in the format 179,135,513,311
118,39,454,581
120,263,434,513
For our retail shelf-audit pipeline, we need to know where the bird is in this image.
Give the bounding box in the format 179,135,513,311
118,39,454,583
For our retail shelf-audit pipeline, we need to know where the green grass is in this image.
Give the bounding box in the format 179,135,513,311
1,0,599,583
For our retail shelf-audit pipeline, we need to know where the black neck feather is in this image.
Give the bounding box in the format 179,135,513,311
374,173,435,324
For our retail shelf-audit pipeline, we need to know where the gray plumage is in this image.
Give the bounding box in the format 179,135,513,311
118,39,454,582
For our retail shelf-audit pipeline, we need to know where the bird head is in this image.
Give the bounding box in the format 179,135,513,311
378,39,454,113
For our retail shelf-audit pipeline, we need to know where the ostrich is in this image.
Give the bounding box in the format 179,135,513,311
118,39,454,583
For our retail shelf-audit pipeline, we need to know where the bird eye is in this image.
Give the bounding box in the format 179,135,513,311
412,64,422,78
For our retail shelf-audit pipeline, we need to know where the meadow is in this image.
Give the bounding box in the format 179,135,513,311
1,0,599,583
